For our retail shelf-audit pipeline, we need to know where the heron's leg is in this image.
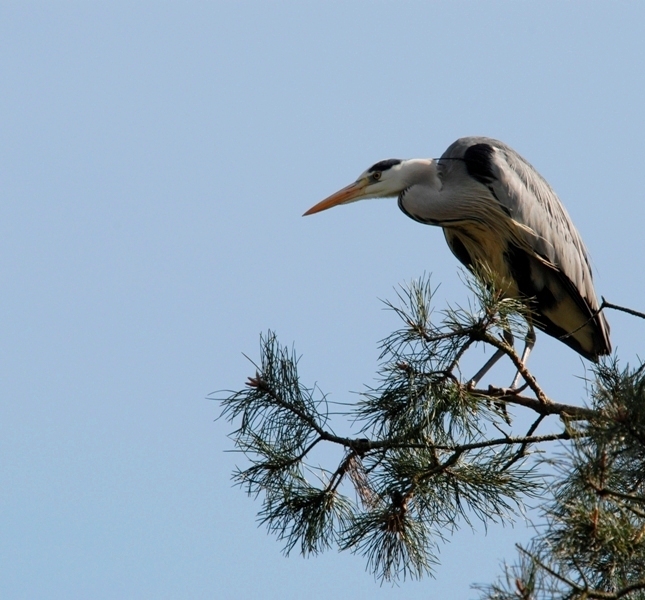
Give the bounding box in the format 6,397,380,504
510,323,536,389
468,327,515,387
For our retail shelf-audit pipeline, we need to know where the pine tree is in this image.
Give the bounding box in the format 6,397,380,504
219,274,645,598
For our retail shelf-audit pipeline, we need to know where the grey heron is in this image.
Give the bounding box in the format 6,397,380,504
304,137,611,386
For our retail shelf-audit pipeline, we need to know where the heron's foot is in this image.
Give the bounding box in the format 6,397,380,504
486,384,526,396
511,381,529,394
480,386,513,425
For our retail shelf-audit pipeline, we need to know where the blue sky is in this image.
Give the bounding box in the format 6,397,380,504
2,3,645,598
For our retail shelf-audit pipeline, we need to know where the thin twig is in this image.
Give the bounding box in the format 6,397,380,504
501,415,547,471
517,545,645,599
588,482,645,506
558,298,645,343
602,298,645,321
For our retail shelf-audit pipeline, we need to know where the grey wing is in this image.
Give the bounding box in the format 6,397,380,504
442,137,611,359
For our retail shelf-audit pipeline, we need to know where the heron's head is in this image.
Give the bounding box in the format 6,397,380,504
303,158,438,216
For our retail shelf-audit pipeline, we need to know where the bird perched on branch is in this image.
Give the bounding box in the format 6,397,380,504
304,137,610,385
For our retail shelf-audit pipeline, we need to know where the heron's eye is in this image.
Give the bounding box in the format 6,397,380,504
372,172,382,181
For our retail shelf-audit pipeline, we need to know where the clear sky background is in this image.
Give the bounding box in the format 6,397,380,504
2,2,645,599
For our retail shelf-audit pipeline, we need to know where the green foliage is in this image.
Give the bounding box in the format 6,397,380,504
476,360,645,599
219,274,645,596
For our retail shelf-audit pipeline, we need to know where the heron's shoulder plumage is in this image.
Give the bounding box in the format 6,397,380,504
439,137,611,359
439,137,590,276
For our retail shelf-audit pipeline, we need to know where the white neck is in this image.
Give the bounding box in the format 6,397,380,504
395,159,441,190
395,159,458,225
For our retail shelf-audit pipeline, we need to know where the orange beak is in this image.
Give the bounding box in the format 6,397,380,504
303,180,368,216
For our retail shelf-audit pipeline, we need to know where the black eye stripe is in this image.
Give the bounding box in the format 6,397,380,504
368,159,401,173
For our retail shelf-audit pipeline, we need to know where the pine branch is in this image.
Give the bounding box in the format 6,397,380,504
219,274,645,586
473,386,599,420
